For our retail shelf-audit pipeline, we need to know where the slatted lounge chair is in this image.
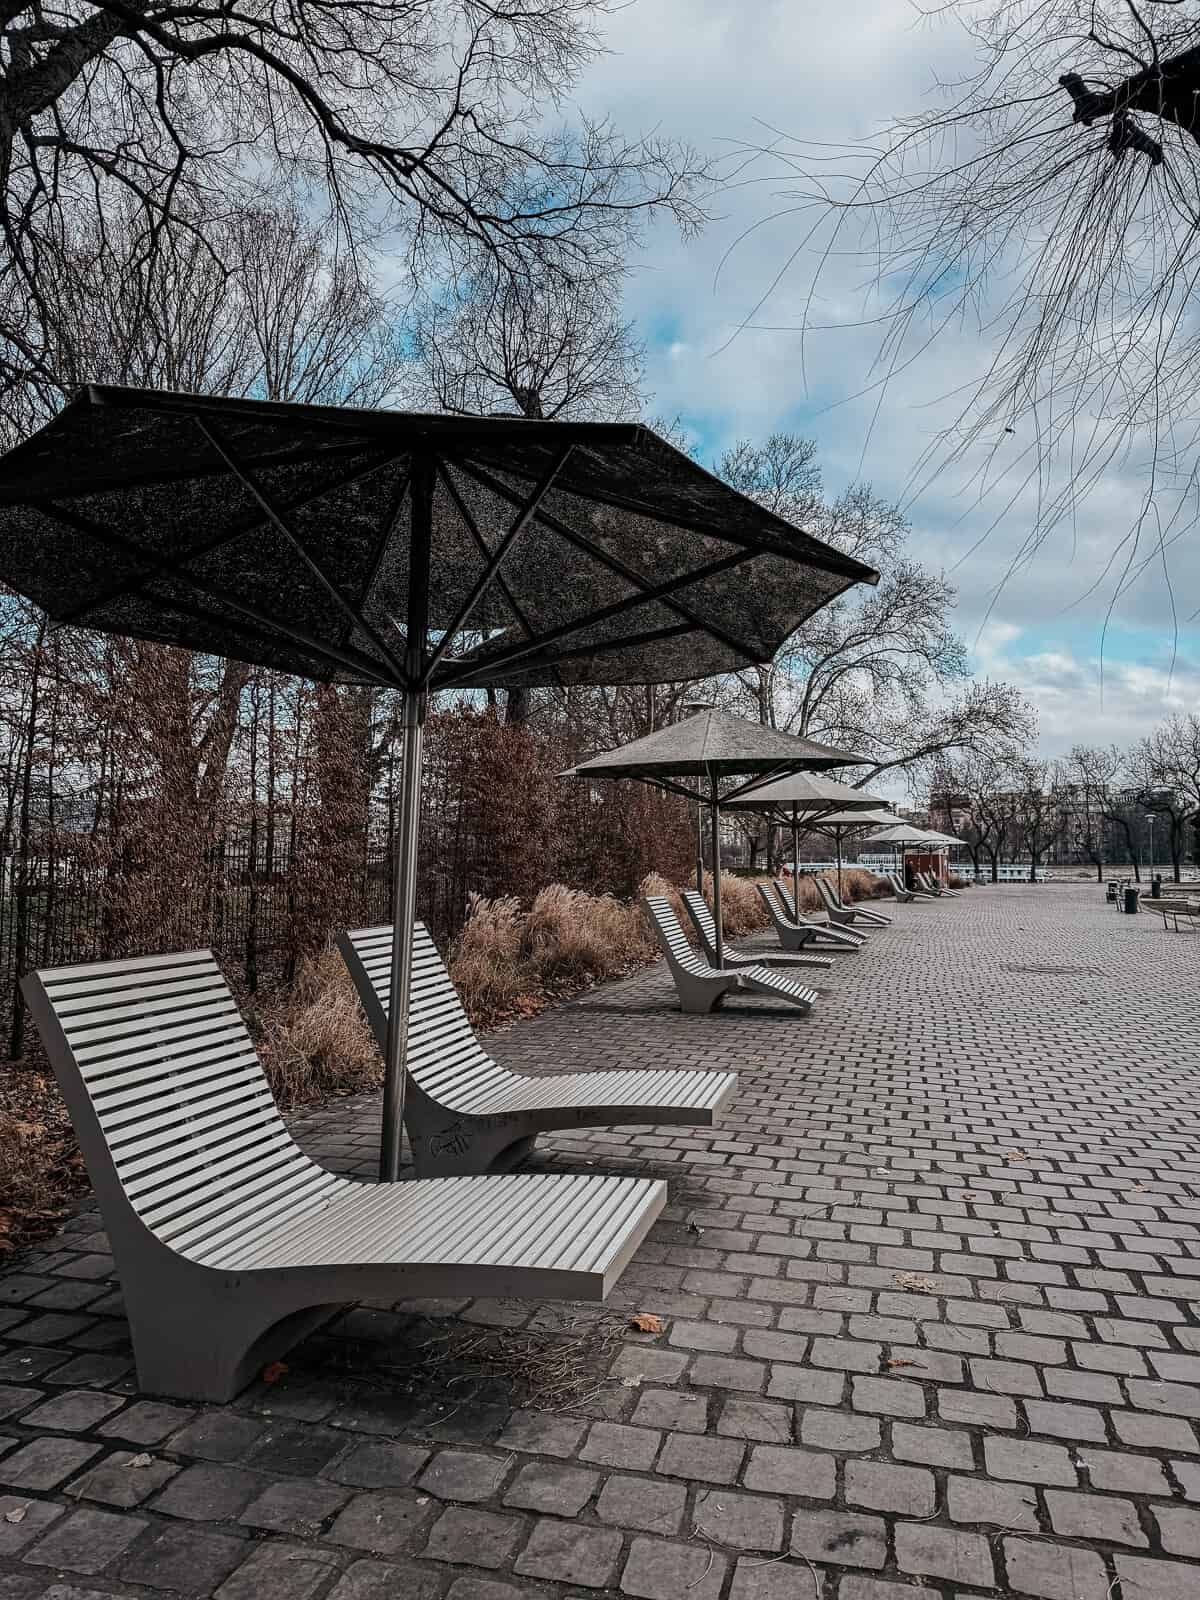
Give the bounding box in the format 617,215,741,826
22,951,666,1404
339,924,737,1178
682,890,834,973
917,871,959,898
642,896,819,1016
889,872,934,903
769,881,867,949
761,882,865,951
816,876,892,928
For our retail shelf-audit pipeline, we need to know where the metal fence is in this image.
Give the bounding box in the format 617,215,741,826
1,839,394,1060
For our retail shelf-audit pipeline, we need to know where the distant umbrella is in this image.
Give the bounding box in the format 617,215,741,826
569,709,862,967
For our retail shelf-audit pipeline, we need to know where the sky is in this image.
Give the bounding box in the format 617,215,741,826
571,0,1200,758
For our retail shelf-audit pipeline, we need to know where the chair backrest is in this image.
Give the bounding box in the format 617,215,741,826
682,890,719,959
642,896,711,976
22,952,330,1262
338,923,512,1112
771,880,805,922
758,882,791,928
816,877,843,912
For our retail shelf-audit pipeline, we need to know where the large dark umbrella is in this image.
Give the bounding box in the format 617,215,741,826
0,386,877,1179
724,772,889,918
569,709,862,967
806,808,900,899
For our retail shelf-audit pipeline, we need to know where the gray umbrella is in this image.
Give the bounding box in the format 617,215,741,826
803,808,902,899
0,386,877,1179
569,709,862,967
724,773,888,918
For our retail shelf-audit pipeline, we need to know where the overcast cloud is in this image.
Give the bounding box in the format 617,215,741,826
573,0,1200,757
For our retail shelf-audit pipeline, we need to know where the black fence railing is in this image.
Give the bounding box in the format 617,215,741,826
1,839,395,1060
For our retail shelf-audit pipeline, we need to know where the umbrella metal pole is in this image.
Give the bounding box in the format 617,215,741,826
836,828,843,902
792,814,801,920
709,777,724,969
380,691,424,1182
695,801,705,893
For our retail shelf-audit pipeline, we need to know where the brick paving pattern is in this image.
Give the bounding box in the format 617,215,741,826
1,882,1198,1599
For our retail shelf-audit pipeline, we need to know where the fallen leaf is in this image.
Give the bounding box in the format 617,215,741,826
630,1313,664,1334
4,1507,27,1524
1005,1150,1027,1161
894,1271,940,1294
128,1453,153,1468
261,1361,288,1386
884,1358,926,1370
621,1375,642,1387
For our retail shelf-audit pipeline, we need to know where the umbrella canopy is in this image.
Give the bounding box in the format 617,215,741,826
0,387,878,1180
570,710,862,966
725,777,890,919
804,808,900,900
861,823,963,846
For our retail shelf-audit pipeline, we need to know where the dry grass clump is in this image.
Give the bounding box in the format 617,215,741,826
0,1069,88,1261
525,884,652,984
702,870,771,935
255,946,380,1107
639,870,692,937
450,883,656,1030
836,866,890,902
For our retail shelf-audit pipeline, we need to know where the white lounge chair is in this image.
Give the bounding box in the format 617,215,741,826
762,882,865,950
642,896,819,1015
816,876,892,927
918,871,960,898
22,951,666,1403
682,889,833,972
339,923,737,1177
889,872,934,903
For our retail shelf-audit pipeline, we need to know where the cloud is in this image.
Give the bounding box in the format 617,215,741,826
573,0,1200,746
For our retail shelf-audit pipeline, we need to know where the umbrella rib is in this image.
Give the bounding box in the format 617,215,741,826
32,501,398,688
356,466,411,632
456,461,767,666
446,620,694,686
194,419,412,688
435,465,545,649
49,449,400,626
423,443,576,680
435,548,759,688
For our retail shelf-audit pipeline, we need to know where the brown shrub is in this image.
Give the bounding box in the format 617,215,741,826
0,1070,88,1261
448,893,528,1028
254,946,380,1107
524,885,652,985
702,871,771,936
638,870,692,939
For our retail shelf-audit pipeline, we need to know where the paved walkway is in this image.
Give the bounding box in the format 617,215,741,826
2,884,1199,1600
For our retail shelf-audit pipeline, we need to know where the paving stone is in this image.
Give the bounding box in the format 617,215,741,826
894,1523,994,1587
68,1449,179,1507
502,1462,597,1516
719,1399,793,1443
790,1510,886,1569
745,1444,836,1498
938,1389,1018,1430
238,1476,349,1535
656,1431,744,1484
423,1506,522,1569
23,1506,147,1574
695,1487,784,1552
0,1495,64,1555
119,1524,247,1592
850,1377,924,1418
0,1389,41,1423
595,1474,686,1534
1115,1554,1198,1600
836,1582,924,1600
580,1422,661,1470
730,1557,833,1600
984,1436,1077,1486
243,1422,345,1477
1045,1488,1147,1546
328,1489,437,1556
167,1413,266,1462
514,1518,622,1587
610,1347,688,1385
890,1421,974,1470
325,1438,431,1487
151,1462,263,1521
214,1540,342,1600
799,1410,880,1452
1002,1538,1108,1600
0,1438,99,1491
418,1450,508,1502
845,1460,935,1516
443,1582,533,1600
327,1558,444,1600
1153,1504,1200,1558
496,1411,587,1458
948,1473,1039,1531
632,1389,708,1433
620,1535,727,1600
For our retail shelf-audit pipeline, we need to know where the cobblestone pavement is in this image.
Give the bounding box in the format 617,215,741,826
2,883,1199,1600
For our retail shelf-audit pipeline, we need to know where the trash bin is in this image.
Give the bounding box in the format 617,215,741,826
1124,885,1140,914
1105,881,1118,902
1151,874,1162,899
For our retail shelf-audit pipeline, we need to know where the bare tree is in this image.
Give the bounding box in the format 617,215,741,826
1012,758,1067,881
0,0,707,403
716,434,1035,783
739,1,1200,613
1129,718,1200,879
